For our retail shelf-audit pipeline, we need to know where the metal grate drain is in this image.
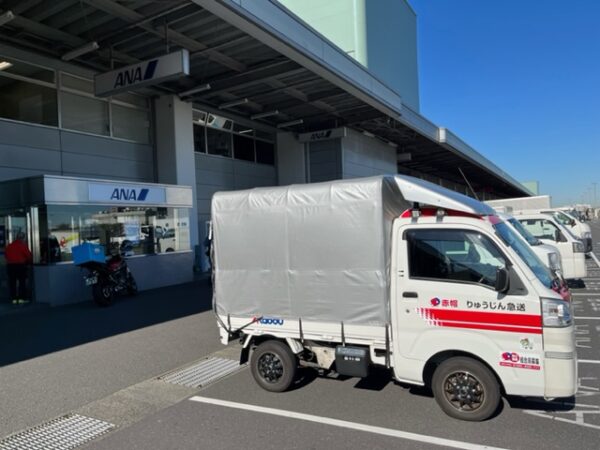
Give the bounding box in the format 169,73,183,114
0,414,114,450
160,357,244,388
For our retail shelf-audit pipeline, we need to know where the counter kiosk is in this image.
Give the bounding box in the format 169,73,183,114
0,175,193,306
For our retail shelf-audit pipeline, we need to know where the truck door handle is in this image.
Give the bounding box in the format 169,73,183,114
402,292,418,298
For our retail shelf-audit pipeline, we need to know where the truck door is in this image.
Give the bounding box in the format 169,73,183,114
394,225,540,366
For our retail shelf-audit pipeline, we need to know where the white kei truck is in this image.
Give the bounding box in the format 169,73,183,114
211,176,576,421
497,213,563,277
513,213,587,282
486,196,593,253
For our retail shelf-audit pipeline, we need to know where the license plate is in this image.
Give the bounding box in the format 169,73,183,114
85,276,98,286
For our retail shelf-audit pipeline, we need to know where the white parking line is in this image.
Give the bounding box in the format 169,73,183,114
571,293,600,296
575,317,600,320
589,252,600,269
189,396,509,450
579,360,600,364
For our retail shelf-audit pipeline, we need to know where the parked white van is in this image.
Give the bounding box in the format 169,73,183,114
546,209,593,252
498,213,563,277
211,176,576,422
514,212,587,280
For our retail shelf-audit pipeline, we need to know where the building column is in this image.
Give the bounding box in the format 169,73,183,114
154,95,199,252
276,132,306,185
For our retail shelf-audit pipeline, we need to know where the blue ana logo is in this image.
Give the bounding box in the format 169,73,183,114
260,317,284,326
110,188,149,201
113,60,158,89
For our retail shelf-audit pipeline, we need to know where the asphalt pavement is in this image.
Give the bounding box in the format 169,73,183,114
3,223,600,449
0,276,219,438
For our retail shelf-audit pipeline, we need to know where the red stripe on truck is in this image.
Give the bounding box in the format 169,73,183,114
437,320,543,335
419,308,542,327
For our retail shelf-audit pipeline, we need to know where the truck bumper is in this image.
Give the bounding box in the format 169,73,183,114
544,352,577,398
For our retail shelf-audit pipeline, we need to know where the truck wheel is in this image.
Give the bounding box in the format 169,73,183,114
432,357,500,421
251,340,297,392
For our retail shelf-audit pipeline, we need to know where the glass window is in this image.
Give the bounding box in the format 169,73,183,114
407,229,507,288
112,92,148,109
493,221,554,289
233,134,255,161
194,124,206,153
111,104,150,143
61,73,93,94
45,205,191,262
207,127,232,157
518,219,560,241
0,58,55,84
256,140,275,165
61,91,109,135
193,110,207,125
0,77,58,126
508,217,541,246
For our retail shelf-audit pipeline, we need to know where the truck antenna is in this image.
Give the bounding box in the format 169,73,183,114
458,167,479,200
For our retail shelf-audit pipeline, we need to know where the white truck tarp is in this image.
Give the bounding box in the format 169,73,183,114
211,175,492,326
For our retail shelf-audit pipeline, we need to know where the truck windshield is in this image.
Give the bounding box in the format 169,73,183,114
493,221,554,289
507,218,541,246
553,211,575,226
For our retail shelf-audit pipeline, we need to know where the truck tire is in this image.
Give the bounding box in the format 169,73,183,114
432,357,500,421
251,340,297,392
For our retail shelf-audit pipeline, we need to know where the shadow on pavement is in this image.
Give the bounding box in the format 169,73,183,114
0,278,212,368
505,395,576,412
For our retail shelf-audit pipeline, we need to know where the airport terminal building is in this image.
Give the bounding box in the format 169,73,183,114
0,0,530,306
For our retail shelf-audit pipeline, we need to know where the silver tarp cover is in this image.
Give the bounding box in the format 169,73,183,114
211,176,409,326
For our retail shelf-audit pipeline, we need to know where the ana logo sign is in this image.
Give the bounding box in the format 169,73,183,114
89,183,166,204
95,49,189,97
309,130,332,141
113,60,158,89
110,188,149,201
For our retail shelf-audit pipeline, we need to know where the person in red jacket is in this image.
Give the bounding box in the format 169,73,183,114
5,232,33,304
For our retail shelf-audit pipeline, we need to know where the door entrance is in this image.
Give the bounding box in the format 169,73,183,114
0,210,31,305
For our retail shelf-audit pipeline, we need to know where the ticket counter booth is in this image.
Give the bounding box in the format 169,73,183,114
0,175,193,306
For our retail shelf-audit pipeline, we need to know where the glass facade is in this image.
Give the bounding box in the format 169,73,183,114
0,55,151,144
41,205,191,263
193,110,275,166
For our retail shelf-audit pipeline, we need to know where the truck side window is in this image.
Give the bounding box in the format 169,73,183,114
406,229,507,288
519,219,558,241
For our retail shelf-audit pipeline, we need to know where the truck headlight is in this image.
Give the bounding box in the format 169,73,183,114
573,241,585,253
583,231,592,239
548,252,561,271
542,298,572,328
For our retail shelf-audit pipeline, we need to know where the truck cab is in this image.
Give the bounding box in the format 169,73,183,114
546,209,593,253
391,208,575,420
513,212,587,281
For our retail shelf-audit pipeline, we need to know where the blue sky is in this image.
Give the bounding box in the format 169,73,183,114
409,0,600,206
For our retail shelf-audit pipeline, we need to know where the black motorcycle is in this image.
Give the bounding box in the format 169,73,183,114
80,252,137,307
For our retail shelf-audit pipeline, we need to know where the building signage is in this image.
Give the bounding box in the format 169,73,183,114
298,127,346,142
89,183,166,204
94,49,190,97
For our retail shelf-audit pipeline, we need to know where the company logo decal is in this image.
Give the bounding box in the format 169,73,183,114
430,297,458,308
466,300,526,312
500,352,541,370
110,188,149,201
257,317,284,326
416,307,542,334
114,60,158,89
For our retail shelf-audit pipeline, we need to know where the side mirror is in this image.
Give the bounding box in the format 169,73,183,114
570,219,576,227
554,229,562,242
495,267,510,293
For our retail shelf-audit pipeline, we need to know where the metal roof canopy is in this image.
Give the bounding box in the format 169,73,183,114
0,0,530,198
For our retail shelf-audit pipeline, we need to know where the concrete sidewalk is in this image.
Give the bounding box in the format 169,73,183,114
0,277,219,439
